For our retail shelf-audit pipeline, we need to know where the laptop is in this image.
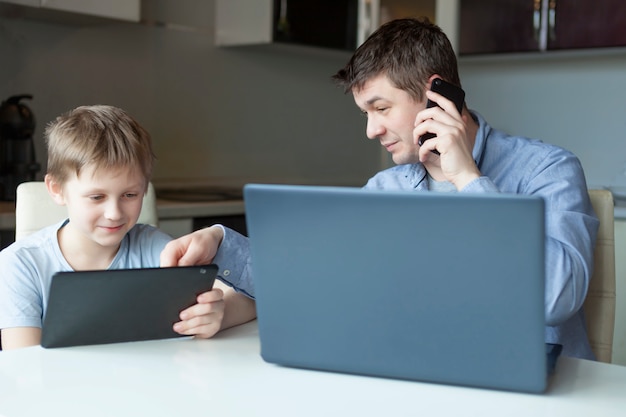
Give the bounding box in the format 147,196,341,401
244,184,549,393
41,265,217,348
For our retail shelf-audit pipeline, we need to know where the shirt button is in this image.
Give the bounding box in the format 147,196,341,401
223,269,231,277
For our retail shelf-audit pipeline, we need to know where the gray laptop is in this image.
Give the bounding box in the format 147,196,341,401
244,184,549,393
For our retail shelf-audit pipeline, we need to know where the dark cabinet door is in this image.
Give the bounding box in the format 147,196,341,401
460,0,539,54
459,0,626,55
273,0,358,51
193,215,248,237
549,1,626,50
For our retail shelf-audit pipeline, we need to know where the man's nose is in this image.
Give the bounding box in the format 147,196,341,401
366,117,384,140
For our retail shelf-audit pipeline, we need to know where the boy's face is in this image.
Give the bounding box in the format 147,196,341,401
352,74,433,166
57,165,146,252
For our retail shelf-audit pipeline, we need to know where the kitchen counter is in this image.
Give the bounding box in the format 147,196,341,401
155,198,244,219
3,198,625,225
0,199,245,232
156,199,246,238
2,195,624,224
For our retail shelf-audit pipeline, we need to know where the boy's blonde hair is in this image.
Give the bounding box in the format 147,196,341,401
45,105,155,187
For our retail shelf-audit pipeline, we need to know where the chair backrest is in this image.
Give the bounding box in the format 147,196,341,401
15,181,159,241
585,189,616,363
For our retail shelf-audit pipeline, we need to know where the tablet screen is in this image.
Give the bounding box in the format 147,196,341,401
41,264,217,348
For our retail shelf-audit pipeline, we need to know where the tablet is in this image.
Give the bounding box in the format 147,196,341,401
41,264,217,348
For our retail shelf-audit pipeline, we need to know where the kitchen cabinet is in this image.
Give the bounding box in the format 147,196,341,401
0,0,140,22
159,218,194,239
215,0,459,52
160,215,247,239
194,214,247,237
155,199,246,238
459,0,626,55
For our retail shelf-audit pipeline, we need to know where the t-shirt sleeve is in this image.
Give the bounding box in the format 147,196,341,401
0,247,47,329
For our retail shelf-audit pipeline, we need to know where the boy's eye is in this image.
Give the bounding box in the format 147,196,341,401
124,193,139,199
89,195,104,201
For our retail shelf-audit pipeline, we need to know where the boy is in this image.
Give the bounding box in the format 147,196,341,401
0,105,255,350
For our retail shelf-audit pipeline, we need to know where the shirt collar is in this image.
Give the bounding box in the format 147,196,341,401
470,110,492,168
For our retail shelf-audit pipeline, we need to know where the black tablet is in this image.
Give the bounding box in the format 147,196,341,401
41,264,217,348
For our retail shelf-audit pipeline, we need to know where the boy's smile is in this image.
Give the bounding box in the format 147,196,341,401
49,165,146,269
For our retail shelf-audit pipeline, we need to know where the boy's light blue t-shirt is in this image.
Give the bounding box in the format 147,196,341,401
0,220,172,330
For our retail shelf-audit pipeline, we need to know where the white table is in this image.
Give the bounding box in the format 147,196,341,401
1,321,625,417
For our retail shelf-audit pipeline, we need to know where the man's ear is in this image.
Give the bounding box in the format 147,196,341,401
44,175,66,205
427,74,443,89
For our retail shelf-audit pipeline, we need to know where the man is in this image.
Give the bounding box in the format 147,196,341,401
331,17,598,359
161,17,598,359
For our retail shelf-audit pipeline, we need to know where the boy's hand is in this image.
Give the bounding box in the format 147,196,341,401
173,287,225,338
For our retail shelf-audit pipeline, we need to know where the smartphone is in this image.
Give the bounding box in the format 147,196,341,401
417,78,466,148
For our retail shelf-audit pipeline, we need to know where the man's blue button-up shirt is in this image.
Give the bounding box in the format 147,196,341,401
364,111,599,359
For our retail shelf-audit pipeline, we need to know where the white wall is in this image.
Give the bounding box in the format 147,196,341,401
459,52,626,190
0,1,381,187
4,2,625,188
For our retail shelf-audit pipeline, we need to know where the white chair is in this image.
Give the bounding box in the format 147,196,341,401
15,181,158,241
585,189,616,363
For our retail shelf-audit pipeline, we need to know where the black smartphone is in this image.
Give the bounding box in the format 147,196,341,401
417,78,466,148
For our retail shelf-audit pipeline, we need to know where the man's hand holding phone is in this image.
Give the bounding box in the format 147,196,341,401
417,78,465,152
414,78,480,189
